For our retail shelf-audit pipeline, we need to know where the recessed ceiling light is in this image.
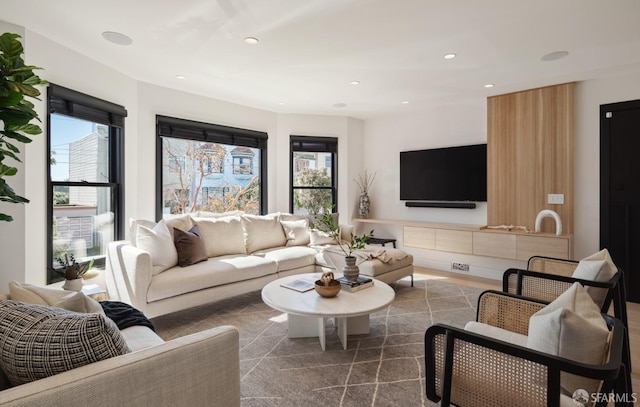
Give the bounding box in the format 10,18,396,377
401,101,410,104
541,51,569,62
350,81,360,86
333,103,347,108
484,83,494,88
176,75,187,80
244,37,259,45
101,31,133,46
277,102,285,105
443,53,457,60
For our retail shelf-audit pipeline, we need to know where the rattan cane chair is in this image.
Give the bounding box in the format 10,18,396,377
424,290,629,407
502,255,631,391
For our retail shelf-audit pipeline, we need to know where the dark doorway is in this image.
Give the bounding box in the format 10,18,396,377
600,99,640,302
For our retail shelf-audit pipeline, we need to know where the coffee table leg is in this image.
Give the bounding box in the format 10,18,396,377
287,314,328,351
336,317,348,350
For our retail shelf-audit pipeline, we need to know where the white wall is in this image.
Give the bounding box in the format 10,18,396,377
0,24,365,292
363,72,640,279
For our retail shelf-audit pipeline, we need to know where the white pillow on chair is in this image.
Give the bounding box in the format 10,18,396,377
527,282,610,395
572,248,618,306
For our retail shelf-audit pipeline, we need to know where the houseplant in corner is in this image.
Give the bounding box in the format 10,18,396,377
55,253,94,291
313,204,373,282
0,32,48,222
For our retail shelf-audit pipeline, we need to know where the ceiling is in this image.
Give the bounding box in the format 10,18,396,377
2,0,640,120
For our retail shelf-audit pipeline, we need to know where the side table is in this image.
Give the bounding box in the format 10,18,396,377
367,237,397,248
82,284,108,301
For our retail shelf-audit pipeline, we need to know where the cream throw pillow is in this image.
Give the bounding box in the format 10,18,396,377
136,220,178,275
164,213,195,238
128,219,156,247
242,214,287,253
9,282,104,314
527,282,610,395
572,248,618,306
281,219,311,246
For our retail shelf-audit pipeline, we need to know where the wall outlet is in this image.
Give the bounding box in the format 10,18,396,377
547,193,564,204
452,262,469,272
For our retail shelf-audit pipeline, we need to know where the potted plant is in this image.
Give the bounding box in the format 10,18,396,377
0,32,47,222
313,204,373,281
55,253,94,291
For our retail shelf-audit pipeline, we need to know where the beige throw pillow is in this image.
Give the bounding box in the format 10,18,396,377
128,219,156,247
572,248,618,306
136,220,178,275
309,229,336,246
281,219,311,246
527,282,610,395
8,282,103,314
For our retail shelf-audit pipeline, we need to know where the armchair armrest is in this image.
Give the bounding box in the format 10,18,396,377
425,317,625,407
0,325,240,407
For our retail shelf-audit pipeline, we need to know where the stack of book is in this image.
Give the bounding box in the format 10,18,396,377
336,276,373,292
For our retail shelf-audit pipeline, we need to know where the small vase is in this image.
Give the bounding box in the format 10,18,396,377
62,278,83,292
359,191,370,219
343,256,360,282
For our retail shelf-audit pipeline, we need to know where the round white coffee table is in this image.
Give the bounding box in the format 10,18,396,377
261,273,395,351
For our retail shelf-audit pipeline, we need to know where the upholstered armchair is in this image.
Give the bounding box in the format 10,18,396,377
424,288,629,407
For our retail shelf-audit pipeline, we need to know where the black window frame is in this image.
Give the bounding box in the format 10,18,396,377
290,135,338,214
47,84,127,283
156,115,268,219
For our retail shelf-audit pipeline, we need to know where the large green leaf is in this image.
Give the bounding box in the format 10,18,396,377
0,130,33,144
0,33,22,61
11,123,42,135
0,213,14,222
0,89,22,107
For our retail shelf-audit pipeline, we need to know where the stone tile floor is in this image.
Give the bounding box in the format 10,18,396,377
152,276,483,406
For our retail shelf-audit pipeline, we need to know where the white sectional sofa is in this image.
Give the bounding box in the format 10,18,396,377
0,286,240,407
106,212,413,318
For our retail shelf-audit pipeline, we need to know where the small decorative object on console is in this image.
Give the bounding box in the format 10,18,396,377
55,253,94,291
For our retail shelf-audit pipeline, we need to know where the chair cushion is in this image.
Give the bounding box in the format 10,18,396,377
136,219,178,275
527,282,610,395
281,219,311,246
173,224,208,267
464,321,528,347
242,214,287,253
0,300,130,386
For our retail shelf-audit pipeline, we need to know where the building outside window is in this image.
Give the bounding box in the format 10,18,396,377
157,116,267,217
290,136,337,216
47,85,126,283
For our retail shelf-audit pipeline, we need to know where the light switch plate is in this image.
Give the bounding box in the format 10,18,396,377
547,194,564,204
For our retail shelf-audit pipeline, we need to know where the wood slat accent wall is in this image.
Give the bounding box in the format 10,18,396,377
487,83,575,235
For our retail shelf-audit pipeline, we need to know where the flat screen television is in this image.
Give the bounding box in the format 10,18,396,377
400,143,487,202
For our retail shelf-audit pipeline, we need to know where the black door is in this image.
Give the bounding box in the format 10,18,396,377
600,99,640,302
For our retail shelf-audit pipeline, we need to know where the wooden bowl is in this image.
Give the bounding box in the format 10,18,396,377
314,279,341,298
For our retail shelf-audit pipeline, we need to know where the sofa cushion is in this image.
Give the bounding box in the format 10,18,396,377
147,254,278,302
527,282,610,395
255,246,318,272
242,214,287,253
309,229,336,246
120,325,165,352
173,224,208,267
195,215,246,257
281,219,311,246
464,321,528,347
164,213,195,238
0,300,130,386
194,210,245,218
137,220,178,275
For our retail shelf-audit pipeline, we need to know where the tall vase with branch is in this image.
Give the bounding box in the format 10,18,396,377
314,203,373,282
355,170,376,219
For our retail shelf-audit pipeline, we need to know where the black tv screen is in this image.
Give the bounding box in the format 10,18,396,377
400,144,487,202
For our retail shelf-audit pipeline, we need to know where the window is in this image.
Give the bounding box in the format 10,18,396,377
290,136,337,216
47,84,126,283
157,116,267,217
